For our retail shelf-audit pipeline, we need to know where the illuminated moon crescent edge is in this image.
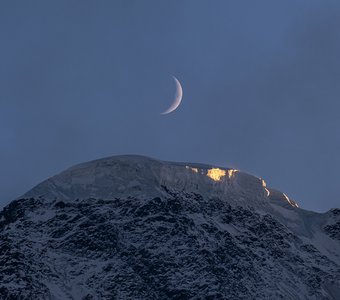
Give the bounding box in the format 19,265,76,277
161,76,183,115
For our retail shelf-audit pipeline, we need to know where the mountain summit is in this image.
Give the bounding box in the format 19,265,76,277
0,155,339,299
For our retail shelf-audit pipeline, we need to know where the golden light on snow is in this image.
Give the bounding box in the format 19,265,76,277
227,169,238,179
262,180,270,196
186,166,199,173
264,187,270,197
207,168,227,181
185,165,299,208
186,166,238,182
283,193,299,208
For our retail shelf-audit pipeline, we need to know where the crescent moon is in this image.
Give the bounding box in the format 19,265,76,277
161,76,183,115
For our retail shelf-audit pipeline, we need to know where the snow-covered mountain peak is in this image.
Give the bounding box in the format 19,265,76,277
1,155,339,299
22,155,297,210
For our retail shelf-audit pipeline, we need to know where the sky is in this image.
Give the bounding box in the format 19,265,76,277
1,0,340,212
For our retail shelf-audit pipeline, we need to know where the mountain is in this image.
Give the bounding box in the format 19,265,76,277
0,155,339,299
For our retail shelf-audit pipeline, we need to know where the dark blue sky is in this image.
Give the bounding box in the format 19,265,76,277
1,1,340,212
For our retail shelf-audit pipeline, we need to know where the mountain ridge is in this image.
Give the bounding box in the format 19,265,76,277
21,155,297,209
0,155,339,299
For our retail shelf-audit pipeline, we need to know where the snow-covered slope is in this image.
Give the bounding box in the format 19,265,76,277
0,155,339,299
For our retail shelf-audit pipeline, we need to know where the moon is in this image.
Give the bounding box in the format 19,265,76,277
161,76,183,115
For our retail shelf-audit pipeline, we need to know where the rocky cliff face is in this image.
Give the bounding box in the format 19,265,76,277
0,155,339,299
